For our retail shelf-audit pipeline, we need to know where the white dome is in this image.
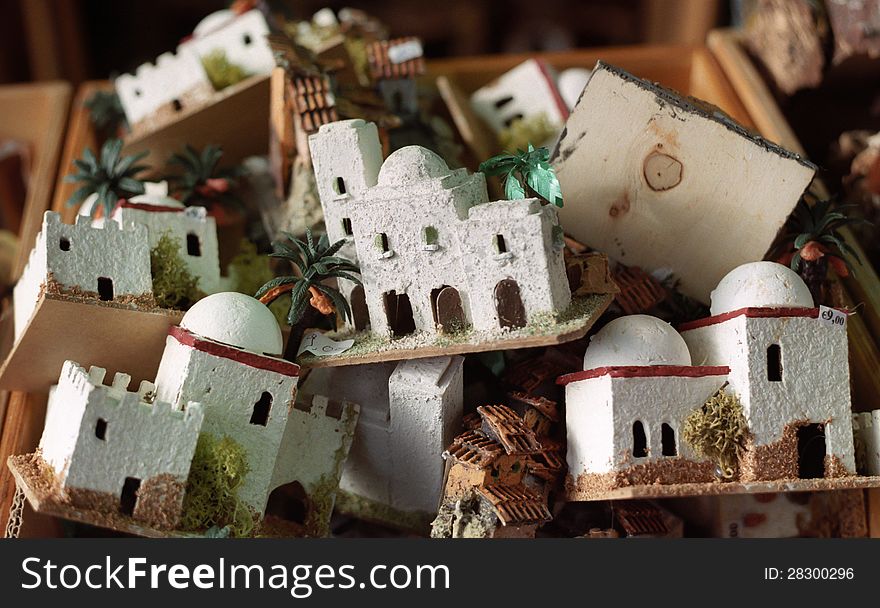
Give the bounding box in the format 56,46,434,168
128,181,184,208
180,292,283,356
377,146,450,186
583,314,691,370
710,261,813,316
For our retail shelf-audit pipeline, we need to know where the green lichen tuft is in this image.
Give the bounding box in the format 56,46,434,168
499,113,558,153
180,433,257,537
150,232,204,310
683,389,749,479
201,49,250,91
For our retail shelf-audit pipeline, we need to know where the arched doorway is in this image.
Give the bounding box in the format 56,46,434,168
350,285,370,331
431,286,467,334
494,279,526,329
265,481,310,524
383,291,416,337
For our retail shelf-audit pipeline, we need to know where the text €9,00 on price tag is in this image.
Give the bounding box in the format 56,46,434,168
818,305,847,329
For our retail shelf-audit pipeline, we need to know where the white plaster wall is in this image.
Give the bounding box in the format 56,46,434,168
565,375,615,476
184,10,275,76
115,50,210,126
42,361,203,496
853,411,880,476
683,315,854,471
309,119,570,336
302,357,463,516
14,212,152,339
470,59,565,135
113,206,221,293
154,339,298,514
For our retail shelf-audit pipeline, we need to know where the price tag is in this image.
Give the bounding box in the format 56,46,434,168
818,305,847,329
296,330,354,357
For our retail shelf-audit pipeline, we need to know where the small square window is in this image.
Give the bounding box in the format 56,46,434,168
423,226,438,246
375,233,389,253
59,237,71,251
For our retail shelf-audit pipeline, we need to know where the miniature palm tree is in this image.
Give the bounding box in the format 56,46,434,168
165,144,242,210
64,138,148,217
478,144,563,207
776,195,866,302
84,89,128,137
255,229,362,360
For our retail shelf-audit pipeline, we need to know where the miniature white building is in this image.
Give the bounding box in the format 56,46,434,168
40,361,204,529
116,9,274,133
14,211,152,339
303,355,464,525
470,59,569,140
680,262,855,480
154,292,300,515
564,262,856,500
111,182,221,294
309,119,571,337
853,410,880,475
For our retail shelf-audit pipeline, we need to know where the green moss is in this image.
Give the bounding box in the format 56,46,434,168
499,113,558,153
201,49,250,91
683,389,749,479
180,433,257,537
150,232,204,309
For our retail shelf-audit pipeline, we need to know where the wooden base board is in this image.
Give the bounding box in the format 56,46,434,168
0,293,183,393
123,73,270,175
573,475,880,502
297,293,612,369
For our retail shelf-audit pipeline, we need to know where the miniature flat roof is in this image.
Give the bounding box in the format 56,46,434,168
557,365,730,386
572,62,816,171
677,306,820,332
476,483,551,526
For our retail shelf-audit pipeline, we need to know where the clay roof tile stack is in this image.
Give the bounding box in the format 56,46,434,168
292,75,338,134
478,405,543,455
476,484,551,526
367,37,426,81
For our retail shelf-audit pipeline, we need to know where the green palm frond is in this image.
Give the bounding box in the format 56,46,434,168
165,143,243,208
479,144,563,207
256,231,362,327
63,138,148,217
781,195,869,273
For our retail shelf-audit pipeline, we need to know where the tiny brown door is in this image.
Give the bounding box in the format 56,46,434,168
433,286,466,334
494,279,526,329
350,285,370,331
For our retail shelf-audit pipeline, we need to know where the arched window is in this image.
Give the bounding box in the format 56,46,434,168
632,421,648,458
661,423,677,456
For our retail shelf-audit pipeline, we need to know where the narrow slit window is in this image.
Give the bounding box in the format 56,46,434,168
97,277,114,301
250,392,272,426
186,232,201,256
767,344,782,382
95,418,107,441
119,477,141,516
172,98,183,112
423,226,438,246
342,217,353,236
59,237,70,251
375,233,389,253
493,95,514,109
333,176,347,195
494,234,507,254
661,423,677,456
632,421,648,458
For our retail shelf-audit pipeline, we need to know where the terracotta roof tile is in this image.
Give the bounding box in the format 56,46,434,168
367,37,426,80
444,430,504,468
291,75,338,133
476,483,551,526
612,265,667,314
478,405,543,456
508,391,560,422
615,501,670,537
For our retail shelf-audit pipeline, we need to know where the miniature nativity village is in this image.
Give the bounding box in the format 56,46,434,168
5,3,880,540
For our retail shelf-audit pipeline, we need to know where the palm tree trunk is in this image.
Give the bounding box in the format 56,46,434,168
283,305,323,362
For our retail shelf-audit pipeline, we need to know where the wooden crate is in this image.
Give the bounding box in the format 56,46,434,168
0,80,71,538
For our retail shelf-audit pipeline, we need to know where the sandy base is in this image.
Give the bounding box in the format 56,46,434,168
297,293,613,368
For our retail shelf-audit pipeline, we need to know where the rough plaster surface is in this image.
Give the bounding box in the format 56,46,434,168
180,292,283,356
582,314,691,369
154,335,298,515
309,119,570,336
40,361,203,508
113,194,221,294
184,10,275,77
710,262,813,316
681,313,854,470
470,59,566,135
565,372,727,477
14,211,152,339
303,356,464,516
853,411,880,476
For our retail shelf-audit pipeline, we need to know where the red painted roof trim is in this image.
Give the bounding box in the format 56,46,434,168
557,365,729,386
115,199,186,214
535,59,570,120
169,326,299,377
677,307,821,332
